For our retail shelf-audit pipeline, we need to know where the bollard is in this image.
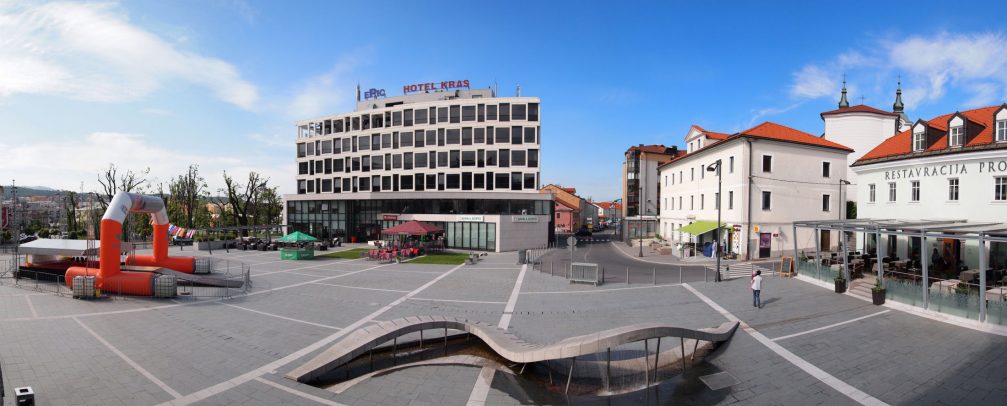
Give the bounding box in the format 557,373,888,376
626,267,630,285
550,262,554,276
679,265,683,284
705,267,708,282
653,267,656,285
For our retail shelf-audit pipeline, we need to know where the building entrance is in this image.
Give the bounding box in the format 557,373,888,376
759,233,772,258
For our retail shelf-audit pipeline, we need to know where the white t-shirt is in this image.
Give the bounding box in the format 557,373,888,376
751,275,763,291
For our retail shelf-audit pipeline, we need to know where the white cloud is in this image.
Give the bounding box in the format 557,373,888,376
784,32,1007,110
0,2,258,109
0,132,292,195
247,133,290,148
285,52,371,119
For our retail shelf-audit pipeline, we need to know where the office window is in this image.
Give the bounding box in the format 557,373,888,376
403,152,413,170
949,126,964,147
449,105,460,123
342,138,351,153
426,174,436,191
728,191,734,210
392,154,402,169
948,178,959,201
392,111,402,126
524,127,535,143
414,108,428,124
510,172,521,190
475,127,486,144
524,173,536,189
438,107,448,123
499,103,510,121
413,130,424,148
426,130,436,146
415,174,424,191
477,104,485,122
487,150,498,166
678,196,682,210
333,158,344,172
499,149,510,167
401,174,413,190
381,133,391,149
400,131,413,147
414,152,427,168
997,120,1007,142
913,131,926,151
306,142,315,156
351,157,360,171
511,126,522,144
495,127,509,143
461,172,472,190
512,104,526,120
437,151,448,168
997,177,1007,201
761,191,771,210
888,182,897,202
446,174,460,189
512,150,526,166
361,156,370,172
911,180,920,202
462,151,476,166
449,150,460,168
462,127,473,145
822,162,831,178
438,129,445,146
462,105,476,121
357,177,368,191
447,129,461,144
438,173,446,190
370,134,380,151
729,156,734,173
762,155,772,172
321,140,332,154
429,107,437,124
869,184,876,203
528,149,539,167
528,103,539,121
474,173,485,189
495,173,509,189
487,104,497,120
822,194,830,212
332,177,341,193
403,109,413,127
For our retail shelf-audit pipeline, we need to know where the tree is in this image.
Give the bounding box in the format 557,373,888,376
168,165,208,229
254,186,283,226
95,164,151,240
219,171,270,236
62,191,79,236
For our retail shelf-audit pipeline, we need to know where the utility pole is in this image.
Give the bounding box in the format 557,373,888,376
708,160,723,282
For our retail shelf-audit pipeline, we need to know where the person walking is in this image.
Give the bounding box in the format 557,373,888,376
752,270,763,308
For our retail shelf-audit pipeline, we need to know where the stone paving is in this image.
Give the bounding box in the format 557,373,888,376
1,246,1007,405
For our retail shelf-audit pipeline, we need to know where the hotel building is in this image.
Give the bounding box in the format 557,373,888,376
284,85,551,252
659,123,853,259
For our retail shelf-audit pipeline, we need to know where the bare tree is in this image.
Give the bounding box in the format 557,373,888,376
168,165,207,229
219,171,269,236
95,164,150,240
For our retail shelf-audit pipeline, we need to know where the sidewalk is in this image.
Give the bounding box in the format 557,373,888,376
611,239,732,265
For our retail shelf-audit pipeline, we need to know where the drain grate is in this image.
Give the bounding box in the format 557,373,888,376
699,371,740,390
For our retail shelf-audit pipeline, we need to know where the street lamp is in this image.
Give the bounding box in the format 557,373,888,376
838,179,851,221
707,160,722,282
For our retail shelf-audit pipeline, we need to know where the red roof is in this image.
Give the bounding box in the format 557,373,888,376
626,144,680,155
555,200,577,211
855,105,1005,165
381,220,444,236
820,104,900,118
692,125,730,140
560,187,577,193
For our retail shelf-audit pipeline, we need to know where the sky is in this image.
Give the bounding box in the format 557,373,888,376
3,1,1007,201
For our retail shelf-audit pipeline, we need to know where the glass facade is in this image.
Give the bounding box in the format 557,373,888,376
287,198,550,250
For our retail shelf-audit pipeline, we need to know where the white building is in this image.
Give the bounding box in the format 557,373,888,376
852,104,1007,270
659,122,853,259
285,84,551,252
820,80,912,200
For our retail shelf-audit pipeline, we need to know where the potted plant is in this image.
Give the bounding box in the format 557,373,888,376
834,274,847,293
871,279,886,305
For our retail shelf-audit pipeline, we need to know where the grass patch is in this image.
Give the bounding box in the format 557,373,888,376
321,248,369,259
406,252,471,265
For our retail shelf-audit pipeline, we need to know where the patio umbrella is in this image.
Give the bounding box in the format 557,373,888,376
277,231,318,243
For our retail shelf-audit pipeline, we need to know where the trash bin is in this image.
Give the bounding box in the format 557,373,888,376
517,249,528,264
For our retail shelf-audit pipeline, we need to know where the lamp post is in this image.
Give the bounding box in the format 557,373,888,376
838,179,851,221
708,160,722,282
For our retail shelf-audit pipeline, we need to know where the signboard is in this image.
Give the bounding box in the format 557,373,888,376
780,256,794,277
382,214,399,221
511,215,539,223
363,88,386,100
732,224,741,231
403,80,471,94
753,225,760,233
458,215,484,222
772,233,779,238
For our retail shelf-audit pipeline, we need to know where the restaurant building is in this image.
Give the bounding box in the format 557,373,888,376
659,122,853,259
284,83,552,252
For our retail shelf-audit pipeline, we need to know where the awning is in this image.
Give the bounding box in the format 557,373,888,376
677,221,727,235
381,220,444,236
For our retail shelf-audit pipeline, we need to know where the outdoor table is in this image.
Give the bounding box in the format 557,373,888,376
985,287,1007,302
930,279,961,296
960,270,979,283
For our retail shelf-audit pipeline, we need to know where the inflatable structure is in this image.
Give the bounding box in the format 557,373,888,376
66,192,196,296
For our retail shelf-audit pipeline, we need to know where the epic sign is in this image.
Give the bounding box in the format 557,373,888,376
403,80,470,94
364,88,386,99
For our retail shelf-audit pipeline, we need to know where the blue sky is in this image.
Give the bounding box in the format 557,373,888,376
3,1,1007,200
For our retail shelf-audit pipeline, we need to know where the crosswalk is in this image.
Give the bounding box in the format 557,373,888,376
707,262,774,280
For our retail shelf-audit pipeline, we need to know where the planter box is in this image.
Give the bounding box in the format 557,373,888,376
872,289,886,305
196,240,228,251
835,279,847,293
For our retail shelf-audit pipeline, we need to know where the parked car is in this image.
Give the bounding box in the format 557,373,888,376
19,235,37,244
574,229,593,237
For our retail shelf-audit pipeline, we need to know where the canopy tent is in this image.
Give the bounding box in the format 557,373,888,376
381,220,444,236
277,231,318,243
677,221,728,235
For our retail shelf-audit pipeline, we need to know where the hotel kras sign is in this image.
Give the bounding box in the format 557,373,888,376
511,215,539,223
403,80,471,94
883,159,1007,180
364,88,386,100
458,215,484,222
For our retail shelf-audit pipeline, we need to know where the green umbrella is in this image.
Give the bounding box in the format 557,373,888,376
277,231,318,242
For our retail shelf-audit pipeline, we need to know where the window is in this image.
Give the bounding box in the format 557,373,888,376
822,194,830,212
761,191,771,210
477,104,485,122
437,151,448,168
446,129,461,144
403,109,413,127
869,184,876,203
523,173,536,189
487,150,497,166
822,162,831,178
949,126,964,147
511,126,522,144
475,128,486,144
449,105,460,123
690,195,694,210
911,180,920,202
392,111,402,126
997,177,1007,201
701,165,705,179
512,104,526,120
426,130,436,146
392,154,402,169
438,107,448,123
690,168,694,181
528,149,539,167
528,103,539,121
461,172,472,190
762,155,772,172
462,151,476,166
462,127,473,145
524,127,535,143
948,178,959,201
499,149,510,167
729,156,734,173
414,108,428,124
888,182,897,202
495,127,509,143
511,150,526,166
728,191,734,210
913,131,926,151
678,196,682,210
474,173,485,189
449,150,460,168
487,104,497,120
446,174,460,189
499,103,510,121
403,153,413,170
998,120,1007,142
462,105,476,121
400,131,413,147
700,194,704,209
